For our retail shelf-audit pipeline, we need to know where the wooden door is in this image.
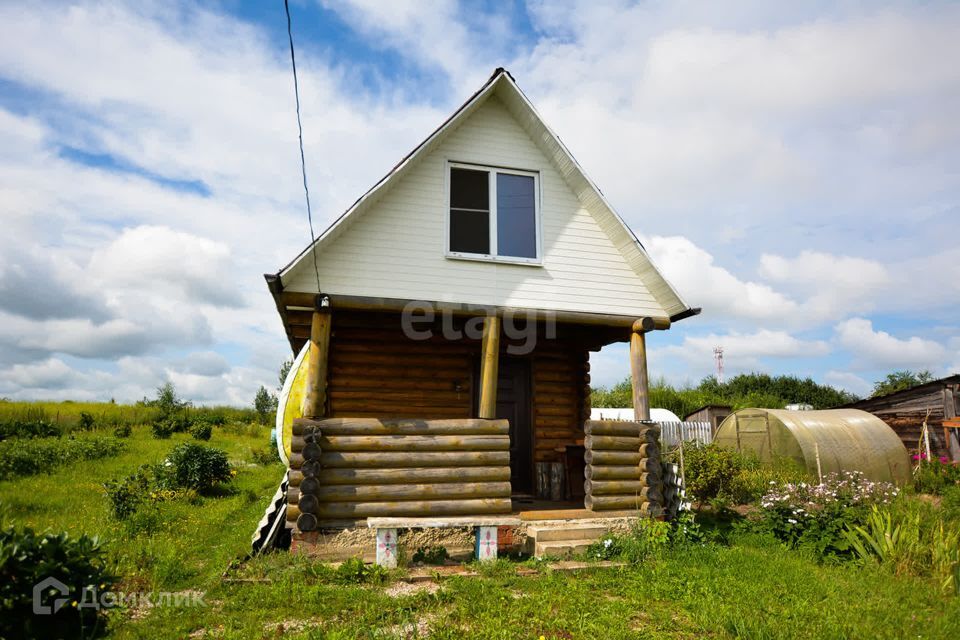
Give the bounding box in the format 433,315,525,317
475,358,533,494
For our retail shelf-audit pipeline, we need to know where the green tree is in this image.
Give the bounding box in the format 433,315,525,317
154,381,189,418
278,358,293,391
871,370,935,398
591,372,859,416
254,385,278,425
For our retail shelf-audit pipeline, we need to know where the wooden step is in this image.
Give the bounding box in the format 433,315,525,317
526,524,608,543
534,540,593,558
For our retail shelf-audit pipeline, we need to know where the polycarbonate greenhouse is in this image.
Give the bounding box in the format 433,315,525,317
714,408,911,484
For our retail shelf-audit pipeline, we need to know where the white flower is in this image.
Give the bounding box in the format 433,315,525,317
787,518,797,524
603,539,612,548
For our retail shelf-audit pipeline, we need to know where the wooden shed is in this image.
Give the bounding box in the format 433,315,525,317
265,69,697,534
683,404,732,434
843,375,960,462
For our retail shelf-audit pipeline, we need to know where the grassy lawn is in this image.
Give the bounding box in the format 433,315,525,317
2,420,958,638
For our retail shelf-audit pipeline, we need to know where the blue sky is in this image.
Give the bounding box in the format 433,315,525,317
0,0,958,405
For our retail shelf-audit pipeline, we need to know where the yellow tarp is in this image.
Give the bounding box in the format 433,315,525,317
275,342,309,465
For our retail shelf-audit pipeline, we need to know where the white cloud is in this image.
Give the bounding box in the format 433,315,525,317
662,329,829,366
0,1,958,403
759,250,890,317
0,358,77,391
835,318,945,369
644,235,800,322
88,225,239,307
824,370,873,397
639,13,960,114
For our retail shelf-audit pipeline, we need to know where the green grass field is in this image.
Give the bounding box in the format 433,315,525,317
1,404,958,638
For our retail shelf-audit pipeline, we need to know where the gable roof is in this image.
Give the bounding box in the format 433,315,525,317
843,373,960,410
272,68,697,324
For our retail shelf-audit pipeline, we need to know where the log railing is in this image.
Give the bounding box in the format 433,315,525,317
287,417,512,530
583,420,663,515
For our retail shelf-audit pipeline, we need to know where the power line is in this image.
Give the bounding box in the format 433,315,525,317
284,0,322,293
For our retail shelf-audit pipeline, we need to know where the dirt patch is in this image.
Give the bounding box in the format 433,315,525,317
402,527,473,549
263,618,320,634
376,613,437,638
384,580,440,598
315,527,376,549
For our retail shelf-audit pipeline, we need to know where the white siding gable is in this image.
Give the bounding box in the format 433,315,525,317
281,80,687,320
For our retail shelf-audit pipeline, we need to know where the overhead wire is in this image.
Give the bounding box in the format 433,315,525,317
283,0,322,293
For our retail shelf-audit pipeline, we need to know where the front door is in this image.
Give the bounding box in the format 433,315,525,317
475,358,533,494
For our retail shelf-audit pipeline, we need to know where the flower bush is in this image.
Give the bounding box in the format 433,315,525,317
673,443,805,507
587,517,673,562
913,458,960,495
754,471,898,556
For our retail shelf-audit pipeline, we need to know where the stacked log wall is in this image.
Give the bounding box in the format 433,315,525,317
583,420,663,515
532,344,589,463
290,417,512,526
327,313,473,419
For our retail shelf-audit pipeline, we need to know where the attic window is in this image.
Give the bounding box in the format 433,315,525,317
448,163,540,263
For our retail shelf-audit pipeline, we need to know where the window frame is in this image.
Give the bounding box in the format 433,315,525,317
445,160,543,266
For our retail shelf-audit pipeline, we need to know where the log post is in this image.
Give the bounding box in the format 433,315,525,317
945,385,960,462
301,296,332,419
478,315,501,419
630,318,652,422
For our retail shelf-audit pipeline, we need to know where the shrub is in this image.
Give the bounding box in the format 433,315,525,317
0,525,117,639
941,484,960,521
189,422,212,441
753,471,898,557
104,462,204,521
103,466,152,520
0,418,60,441
250,446,279,465
159,443,232,493
844,503,960,594
194,412,226,427
333,557,387,584
680,444,755,505
913,458,960,495
587,517,671,563
671,443,806,506
0,436,125,481
113,424,132,438
151,419,174,439
77,411,96,431
412,545,449,565
220,421,263,438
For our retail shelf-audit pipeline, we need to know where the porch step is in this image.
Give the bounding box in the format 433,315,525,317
534,540,593,558
526,524,608,543
526,523,611,558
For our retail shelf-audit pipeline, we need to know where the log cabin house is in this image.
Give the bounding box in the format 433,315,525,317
264,68,698,540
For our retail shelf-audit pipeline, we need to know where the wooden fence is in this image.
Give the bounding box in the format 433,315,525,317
659,421,713,448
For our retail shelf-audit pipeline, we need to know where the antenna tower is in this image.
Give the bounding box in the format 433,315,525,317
713,346,725,384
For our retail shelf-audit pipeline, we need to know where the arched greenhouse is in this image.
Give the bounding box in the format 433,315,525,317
714,408,911,484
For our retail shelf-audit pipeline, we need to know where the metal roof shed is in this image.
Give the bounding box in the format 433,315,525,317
714,408,911,485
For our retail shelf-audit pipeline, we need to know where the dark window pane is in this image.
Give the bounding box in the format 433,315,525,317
450,209,489,254
496,173,536,258
450,168,489,210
